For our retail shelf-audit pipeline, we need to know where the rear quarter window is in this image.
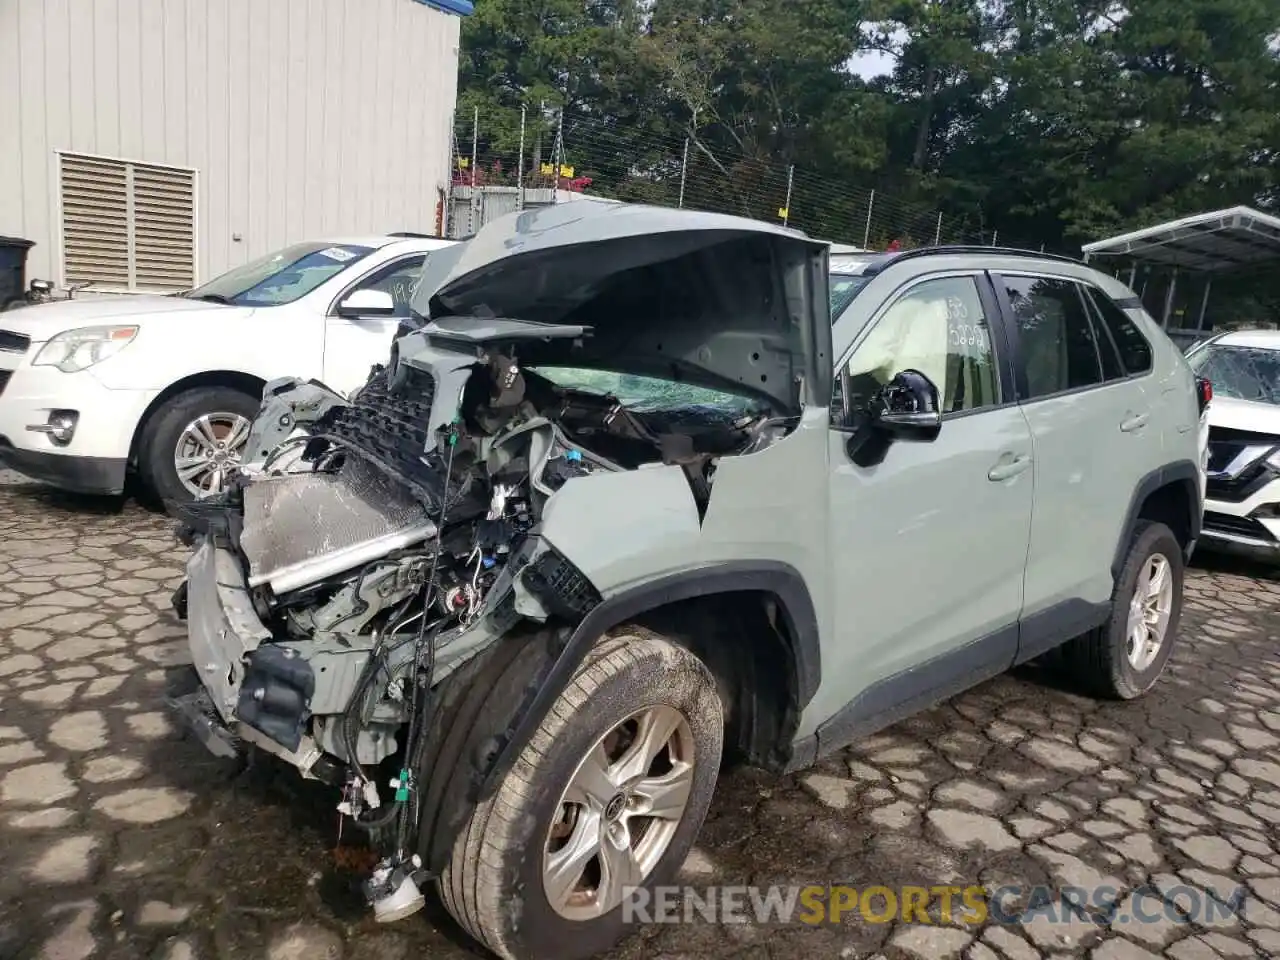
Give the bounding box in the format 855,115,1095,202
1086,289,1153,375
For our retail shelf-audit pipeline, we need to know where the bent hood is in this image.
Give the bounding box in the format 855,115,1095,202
0,295,229,342
409,202,832,412
1206,395,1280,435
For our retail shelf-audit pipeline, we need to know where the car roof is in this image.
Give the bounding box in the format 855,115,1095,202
828,245,1087,275
320,235,456,251
1209,329,1280,350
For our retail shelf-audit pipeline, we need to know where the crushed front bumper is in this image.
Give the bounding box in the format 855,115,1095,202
165,665,240,759
171,537,328,773
183,537,273,720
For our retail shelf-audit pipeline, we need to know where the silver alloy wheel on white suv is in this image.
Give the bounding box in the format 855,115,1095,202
174,411,252,498
138,384,261,506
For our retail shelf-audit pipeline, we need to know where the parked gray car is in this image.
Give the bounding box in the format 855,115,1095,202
168,204,1207,960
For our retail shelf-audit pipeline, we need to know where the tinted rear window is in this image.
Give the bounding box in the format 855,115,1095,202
1085,288,1153,374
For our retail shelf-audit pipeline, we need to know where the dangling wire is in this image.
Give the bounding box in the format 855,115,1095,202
390,420,461,855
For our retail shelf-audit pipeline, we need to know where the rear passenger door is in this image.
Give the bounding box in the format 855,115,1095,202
993,273,1155,661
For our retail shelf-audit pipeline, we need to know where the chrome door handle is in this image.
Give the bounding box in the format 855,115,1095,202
988,454,1032,482
1120,413,1149,433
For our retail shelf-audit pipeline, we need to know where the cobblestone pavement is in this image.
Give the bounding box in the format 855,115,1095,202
2,472,1280,960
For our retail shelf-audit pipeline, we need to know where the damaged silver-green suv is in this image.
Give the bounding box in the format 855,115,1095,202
168,203,1208,960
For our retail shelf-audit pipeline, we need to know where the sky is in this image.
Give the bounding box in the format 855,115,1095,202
849,48,896,79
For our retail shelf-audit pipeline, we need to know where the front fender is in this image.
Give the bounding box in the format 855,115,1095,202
414,551,822,875
476,551,822,797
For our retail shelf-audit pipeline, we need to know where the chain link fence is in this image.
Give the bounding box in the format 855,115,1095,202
444,107,1041,252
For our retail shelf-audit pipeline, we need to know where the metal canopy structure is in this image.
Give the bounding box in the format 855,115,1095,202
1081,205,1280,332
1081,205,1280,273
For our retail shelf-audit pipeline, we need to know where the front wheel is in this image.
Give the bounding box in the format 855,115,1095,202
138,386,260,504
438,630,724,960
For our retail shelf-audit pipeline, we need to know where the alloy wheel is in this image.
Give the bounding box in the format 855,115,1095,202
542,705,695,921
1126,552,1173,672
174,412,252,498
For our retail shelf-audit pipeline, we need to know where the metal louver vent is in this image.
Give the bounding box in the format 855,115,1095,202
132,162,195,290
59,153,196,292
60,154,129,287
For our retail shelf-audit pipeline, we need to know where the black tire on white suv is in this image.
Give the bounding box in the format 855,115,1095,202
1062,520,1185,699
138,385,260,505
438,630,724,960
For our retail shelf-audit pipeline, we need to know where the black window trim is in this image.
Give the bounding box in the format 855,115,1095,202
1078,284,1128,382
990,269,1148,406
1080,284,1155,380
326,250,429,318
1071,282,1119,383
831,268,1017,425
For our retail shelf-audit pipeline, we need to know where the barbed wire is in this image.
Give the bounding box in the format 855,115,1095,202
447,108,1046,253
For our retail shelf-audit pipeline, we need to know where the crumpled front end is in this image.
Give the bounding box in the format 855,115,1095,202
165,203,830,923
166,353,614,790
170,452,446,779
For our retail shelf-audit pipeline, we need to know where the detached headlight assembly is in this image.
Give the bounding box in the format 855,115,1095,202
32,325,138,373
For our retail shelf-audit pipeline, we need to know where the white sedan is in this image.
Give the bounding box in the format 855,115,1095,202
0,234,454,503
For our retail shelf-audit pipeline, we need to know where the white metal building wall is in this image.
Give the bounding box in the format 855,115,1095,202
0,0,462,286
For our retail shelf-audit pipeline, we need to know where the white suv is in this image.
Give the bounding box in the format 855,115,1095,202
0,233,454,504
1187,329,1280,562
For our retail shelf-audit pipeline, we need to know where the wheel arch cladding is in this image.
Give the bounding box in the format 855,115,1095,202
128,370,267,461
1114,460,1201,577
496,559,820,779
414,559,821,873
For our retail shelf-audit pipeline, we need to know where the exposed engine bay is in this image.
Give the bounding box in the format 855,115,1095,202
167,208,831,921
173,318,794,783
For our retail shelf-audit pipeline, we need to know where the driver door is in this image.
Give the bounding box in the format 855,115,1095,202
322,255,427,397
809,271,1036,739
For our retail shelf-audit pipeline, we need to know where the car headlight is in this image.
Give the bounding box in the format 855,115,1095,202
32,325,138,373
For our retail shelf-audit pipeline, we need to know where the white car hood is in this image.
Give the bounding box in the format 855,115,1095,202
0,295,231,342
1206,395,1280,435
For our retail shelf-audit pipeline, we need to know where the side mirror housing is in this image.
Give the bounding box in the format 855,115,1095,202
873,369,942,442
836,368,942,466
337,288,396,317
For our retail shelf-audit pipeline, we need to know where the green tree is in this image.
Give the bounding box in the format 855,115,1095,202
455,0,1280,253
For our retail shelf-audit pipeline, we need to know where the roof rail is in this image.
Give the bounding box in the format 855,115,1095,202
863,245,1084,276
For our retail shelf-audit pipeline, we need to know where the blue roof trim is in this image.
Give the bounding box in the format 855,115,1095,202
413,0,474,15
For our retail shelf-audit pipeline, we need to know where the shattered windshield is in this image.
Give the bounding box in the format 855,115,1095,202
183,241,376,306
533,367,763,415
1188,344,1280,405
829,274,871,321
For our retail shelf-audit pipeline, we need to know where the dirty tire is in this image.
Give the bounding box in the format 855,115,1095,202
139,386,259,506
1061,520,1183,699
437,630,724,960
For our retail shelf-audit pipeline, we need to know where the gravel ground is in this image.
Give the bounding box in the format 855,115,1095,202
1,469,1279,960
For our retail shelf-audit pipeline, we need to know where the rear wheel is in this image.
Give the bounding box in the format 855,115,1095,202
438,630,724,960
139,386,259,505
1061,520,1184,699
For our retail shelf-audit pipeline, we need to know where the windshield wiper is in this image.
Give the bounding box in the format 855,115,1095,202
185,292,234,304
